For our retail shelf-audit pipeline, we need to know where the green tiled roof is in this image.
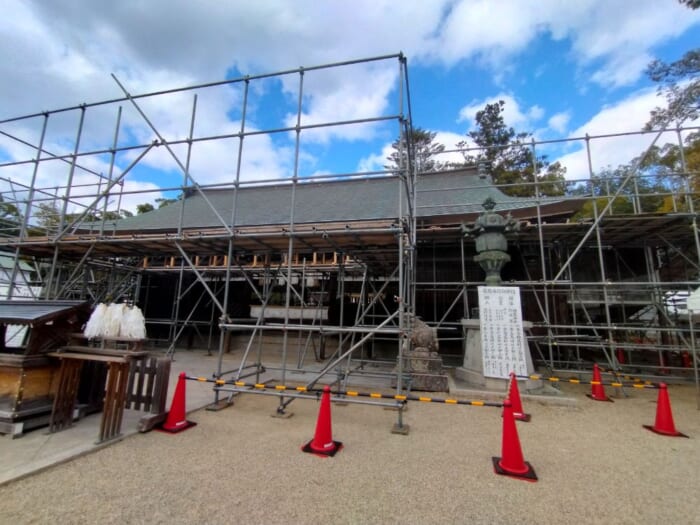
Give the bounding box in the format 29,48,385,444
103,169,559,232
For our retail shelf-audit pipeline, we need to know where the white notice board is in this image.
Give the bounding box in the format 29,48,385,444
478,286,528,379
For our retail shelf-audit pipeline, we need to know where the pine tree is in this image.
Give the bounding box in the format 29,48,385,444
458,100,566,197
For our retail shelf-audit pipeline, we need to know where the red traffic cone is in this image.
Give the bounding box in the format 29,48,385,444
507,372,531,422
643,383,688,438
302,385,343,457
493,399,537,481
158,372,197,433
586,363,613,402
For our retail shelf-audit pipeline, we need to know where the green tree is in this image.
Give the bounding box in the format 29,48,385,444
0,195,21,236
0,195,20,220
639,132,700,211
156,196,179,208
645,38,699,129
458,100,566,197
571,151,683,220
136,202,155,214
34,202,61,230
645,0,698,127
100,209,133,220
386,127,447,173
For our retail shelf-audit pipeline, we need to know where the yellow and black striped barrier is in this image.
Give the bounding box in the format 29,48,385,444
185,375,504,408
515,373,659,389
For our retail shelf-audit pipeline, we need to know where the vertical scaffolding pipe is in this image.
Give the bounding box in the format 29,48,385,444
45,106,86,299
278,68,305,413
100,106,122,237
255,266,271,383
675,124,700,402
336,257,346,358
397,163,406,395
460,235,469,318
207,277,220,354
177,94,198,237
169,260,186,347
402,55,418,315
216,78,249,385
530,139,554,367
394,55,412,398
432,241,438,322
297,259,307,358
675,126,700,276
7,113,49,299
586,135,615,369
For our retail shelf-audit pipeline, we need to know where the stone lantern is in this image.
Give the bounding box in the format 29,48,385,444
463,197,520,285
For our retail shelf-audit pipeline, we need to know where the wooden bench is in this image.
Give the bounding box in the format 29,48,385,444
48,332,172,441
48,351,139,442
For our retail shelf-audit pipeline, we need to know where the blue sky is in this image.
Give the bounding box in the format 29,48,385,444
0,1,699,212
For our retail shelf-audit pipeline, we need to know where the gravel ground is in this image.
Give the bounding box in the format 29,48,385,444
0,380,699,524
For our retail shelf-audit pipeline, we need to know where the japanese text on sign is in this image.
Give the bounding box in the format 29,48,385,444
478,286,528,379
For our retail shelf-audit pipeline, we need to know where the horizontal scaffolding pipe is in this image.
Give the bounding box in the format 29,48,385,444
213,385,403,408
0,53,404,125
219,322,403,335
413,280,700,288
517,373,659,389
189,376,504,408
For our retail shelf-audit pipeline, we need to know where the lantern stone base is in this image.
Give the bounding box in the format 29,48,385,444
454,318,543,392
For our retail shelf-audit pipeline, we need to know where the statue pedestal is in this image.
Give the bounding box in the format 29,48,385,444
393,348,449,392
454,319,542,392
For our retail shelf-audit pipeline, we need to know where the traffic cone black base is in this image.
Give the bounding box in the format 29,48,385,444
301,440,343,457
585,393,614,402
643,425,688,438
156,420,197,434
492,457,538,481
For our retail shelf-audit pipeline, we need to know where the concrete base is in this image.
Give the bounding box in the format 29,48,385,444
453,366,509,392
447,373,576,408
391,423,410,435
205,399,235,412
393,348,450,392
458,318,543,393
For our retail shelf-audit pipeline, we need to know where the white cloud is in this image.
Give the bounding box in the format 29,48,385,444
433,131,471,165
284,65,399,144
528,105,545,122
554,88,700,180
457,93,545,132
548,112,571,134
1,0,699,202
357,143,394,174
428,0,700,88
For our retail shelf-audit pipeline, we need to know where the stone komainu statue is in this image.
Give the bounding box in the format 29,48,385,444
397,313,449,392
409,315,439,352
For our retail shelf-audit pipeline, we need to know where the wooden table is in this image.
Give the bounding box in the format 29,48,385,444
48,350,146,443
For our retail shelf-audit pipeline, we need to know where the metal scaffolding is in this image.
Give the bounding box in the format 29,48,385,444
0,53,699,415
